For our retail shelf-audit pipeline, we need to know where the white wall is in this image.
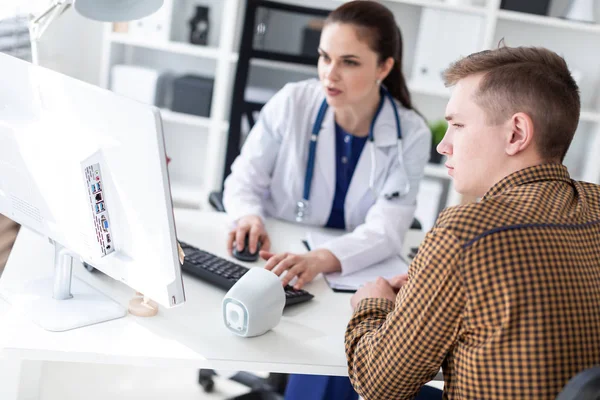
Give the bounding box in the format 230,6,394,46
4,0,104,85
35,5,104,85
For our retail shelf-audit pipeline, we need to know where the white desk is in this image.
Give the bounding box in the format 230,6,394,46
0,209,426,396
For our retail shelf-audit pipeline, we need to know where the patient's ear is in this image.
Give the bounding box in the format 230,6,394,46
506,112,534,156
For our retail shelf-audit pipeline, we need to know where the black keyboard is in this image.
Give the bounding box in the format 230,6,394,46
179,241,314,307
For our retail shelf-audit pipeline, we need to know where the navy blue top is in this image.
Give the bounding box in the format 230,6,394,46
325,123,369,230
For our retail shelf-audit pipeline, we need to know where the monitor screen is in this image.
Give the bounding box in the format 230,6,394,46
0,53,185,330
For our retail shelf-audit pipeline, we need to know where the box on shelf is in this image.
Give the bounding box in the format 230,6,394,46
188,5,210,46
112,22,129,33
500,0,551,16
110,65,160,105
411,9,484,93
171,75,214,117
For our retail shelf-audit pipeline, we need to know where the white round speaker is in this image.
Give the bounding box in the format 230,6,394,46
222,268,286,338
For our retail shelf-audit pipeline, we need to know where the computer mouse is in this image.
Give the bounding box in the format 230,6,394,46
232,235,261,262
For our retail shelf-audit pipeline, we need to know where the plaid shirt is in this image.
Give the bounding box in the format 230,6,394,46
346,164,600,399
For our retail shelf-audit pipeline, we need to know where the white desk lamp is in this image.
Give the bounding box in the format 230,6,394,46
28,0,163,65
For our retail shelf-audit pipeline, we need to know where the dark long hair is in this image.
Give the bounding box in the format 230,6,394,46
326,1,414,110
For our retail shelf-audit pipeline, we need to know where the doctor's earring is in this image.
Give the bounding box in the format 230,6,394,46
376,79,381,85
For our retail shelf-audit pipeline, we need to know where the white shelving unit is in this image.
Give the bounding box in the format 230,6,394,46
98,0,600,214
388,0,488,15
98,0,241,209
497,9,600,34
109,32,222,58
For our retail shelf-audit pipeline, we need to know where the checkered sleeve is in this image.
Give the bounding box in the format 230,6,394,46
345,227,466,399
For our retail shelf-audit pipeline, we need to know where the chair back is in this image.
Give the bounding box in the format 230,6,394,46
556,366,600,400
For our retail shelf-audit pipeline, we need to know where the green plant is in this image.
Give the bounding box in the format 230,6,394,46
429,119,448,147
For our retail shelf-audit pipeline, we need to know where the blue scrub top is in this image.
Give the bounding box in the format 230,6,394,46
325,123,368,230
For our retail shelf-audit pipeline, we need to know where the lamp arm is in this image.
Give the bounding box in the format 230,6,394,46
28,0,73,65
29,1,72,41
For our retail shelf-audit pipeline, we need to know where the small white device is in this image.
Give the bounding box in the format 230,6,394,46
222,268,285,337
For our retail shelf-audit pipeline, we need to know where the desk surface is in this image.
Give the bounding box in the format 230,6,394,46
0,209,424,376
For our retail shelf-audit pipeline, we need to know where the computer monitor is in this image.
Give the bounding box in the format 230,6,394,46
0,53,185,331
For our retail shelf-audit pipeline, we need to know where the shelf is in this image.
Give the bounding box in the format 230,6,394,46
251,58,318,75
497,10,600,34
387,0,487,15
169,181,206,209
581,110,600,123
109,33,222,59
229,52,318,74
424,163,449,180
159,109,229,130
333,0,486,15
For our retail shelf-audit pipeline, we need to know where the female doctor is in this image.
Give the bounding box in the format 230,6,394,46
224,0,430,290
223,1,433,399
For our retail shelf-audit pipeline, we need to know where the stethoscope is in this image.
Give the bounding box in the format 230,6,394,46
295,86,410,222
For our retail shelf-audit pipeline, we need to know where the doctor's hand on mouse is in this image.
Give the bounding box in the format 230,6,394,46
228,214,341,289
227,215,271,255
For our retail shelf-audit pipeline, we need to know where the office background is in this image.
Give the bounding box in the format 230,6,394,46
4,0,600,232
1,0,600,398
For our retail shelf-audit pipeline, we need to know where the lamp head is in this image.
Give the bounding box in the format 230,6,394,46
74,0,164,22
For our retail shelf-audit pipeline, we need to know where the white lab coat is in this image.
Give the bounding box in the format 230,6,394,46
223,79,431,275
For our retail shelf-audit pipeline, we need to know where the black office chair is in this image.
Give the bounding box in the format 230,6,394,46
199,370,287,400
556,366,600,400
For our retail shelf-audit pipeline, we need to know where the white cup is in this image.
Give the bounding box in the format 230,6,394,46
222,268,286,337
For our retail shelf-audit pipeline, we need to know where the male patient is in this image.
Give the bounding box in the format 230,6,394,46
345,45,600,400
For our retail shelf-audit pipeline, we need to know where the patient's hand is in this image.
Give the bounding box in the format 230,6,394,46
388,273,408,293
351,277,397,310
261,249,341,290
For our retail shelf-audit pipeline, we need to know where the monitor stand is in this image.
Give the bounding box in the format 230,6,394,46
14,240,126,332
